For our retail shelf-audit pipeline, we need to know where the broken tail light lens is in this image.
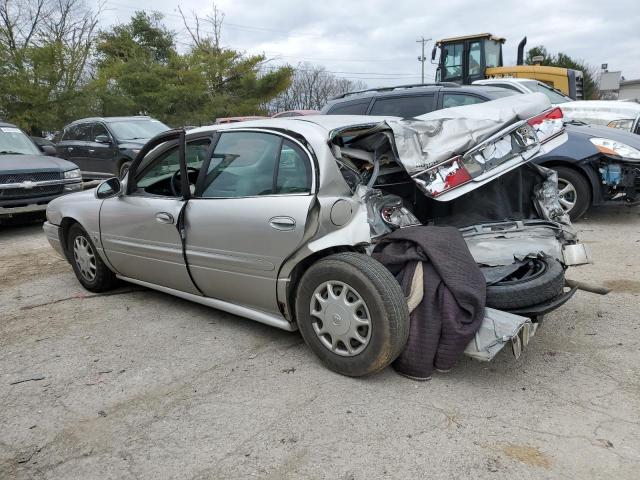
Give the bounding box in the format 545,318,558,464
421,156,472,197
527,107,564,143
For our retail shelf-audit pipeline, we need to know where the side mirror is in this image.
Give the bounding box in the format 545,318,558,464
431,45,437,61
96,177,122,199
95,134,111,144
41,145,57,156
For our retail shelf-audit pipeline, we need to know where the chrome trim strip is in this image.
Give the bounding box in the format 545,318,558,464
115,275,298,332
0,178,81,189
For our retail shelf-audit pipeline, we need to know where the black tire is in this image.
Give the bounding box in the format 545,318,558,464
67,223,118,292
295,252,409,377
486,256,565,310
119,161,131,179
554,166,591,221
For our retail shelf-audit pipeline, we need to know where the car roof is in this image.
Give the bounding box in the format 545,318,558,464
325,84,515,104
0,121,19,128
190,115,400,136
66,116,155,126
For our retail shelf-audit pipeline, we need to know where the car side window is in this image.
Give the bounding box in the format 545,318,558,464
326,99,370,115
199,132,310,198
369,95,435,117
92,123,110,141
442,93,485,109
136,139,210,192
276,140,311,194
75,123,92,141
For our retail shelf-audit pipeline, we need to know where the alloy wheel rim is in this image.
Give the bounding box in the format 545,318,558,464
73,235,97,282
310,280,371,357
557,179,577,213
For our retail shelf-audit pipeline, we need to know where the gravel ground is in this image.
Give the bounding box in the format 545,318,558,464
1,207,639,479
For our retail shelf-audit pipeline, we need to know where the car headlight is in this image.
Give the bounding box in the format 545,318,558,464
64,168,82,179
589,138,640,161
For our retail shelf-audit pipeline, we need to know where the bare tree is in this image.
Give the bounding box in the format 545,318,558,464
0,0,101,129
269,63,367,112
178,2,224,52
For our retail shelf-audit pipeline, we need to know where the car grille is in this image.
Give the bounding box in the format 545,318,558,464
0,171,61,183
0,171,64,199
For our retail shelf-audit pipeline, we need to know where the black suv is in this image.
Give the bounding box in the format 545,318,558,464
320,82,515,116
321,83,640,220
56,116,170,179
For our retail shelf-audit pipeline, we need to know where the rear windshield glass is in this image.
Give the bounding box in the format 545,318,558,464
0,126,41,155
521,81,572,103
108,119,170,141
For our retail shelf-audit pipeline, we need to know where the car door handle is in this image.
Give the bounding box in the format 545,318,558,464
88,149,95,153
269,216,296,231
67,147,74,152
155,212,175,224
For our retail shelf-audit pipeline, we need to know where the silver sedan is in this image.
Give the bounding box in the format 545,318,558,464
43,106,587,376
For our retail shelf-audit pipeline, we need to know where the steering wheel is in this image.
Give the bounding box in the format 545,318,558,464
170,167,199,196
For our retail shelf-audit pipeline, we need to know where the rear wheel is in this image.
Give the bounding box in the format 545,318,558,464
554,166,591,221
295,252,409,377
67,223,118,292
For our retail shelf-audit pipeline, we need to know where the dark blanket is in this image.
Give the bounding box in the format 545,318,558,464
372,226,486,379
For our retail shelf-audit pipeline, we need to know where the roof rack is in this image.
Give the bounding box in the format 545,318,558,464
330,82,461,100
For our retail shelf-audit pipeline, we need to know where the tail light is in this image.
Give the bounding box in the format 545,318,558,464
527,107,564,143
419,156,472,197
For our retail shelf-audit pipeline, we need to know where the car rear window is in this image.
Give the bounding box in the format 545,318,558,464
369,95,435,117
326,99,371,115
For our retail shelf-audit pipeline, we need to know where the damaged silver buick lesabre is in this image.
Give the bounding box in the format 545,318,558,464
43,93,589,377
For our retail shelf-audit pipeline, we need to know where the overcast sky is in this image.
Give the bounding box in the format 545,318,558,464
102,0,639,88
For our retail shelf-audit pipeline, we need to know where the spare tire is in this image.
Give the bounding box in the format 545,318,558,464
485,256,565,309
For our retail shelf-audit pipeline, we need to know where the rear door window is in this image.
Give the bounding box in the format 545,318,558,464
442,93,486,109
369,95,435,117
326,99,371,115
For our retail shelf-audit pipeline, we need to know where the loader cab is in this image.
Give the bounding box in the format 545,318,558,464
433,34,504,85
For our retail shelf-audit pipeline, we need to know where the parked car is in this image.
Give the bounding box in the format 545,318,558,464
472,78,573,105
214,116,268,124
30,136,57,152
44,96,589,376
1,121,82,219
557,100,640,134
272,109,320,118
56,116,170,179
322,83,640,220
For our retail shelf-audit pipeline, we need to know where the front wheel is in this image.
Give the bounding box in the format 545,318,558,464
67,223,118,292
295,252,409,377
554,166,591,221
119,161,131,179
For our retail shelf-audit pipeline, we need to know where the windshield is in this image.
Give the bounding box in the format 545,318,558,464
0,126,41,155
108,119,170,141
522,81,572,104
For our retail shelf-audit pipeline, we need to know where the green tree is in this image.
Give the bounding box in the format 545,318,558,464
93,7,293,126
526,46,598,99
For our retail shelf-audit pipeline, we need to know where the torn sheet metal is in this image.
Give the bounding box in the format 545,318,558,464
464,308,536,361
386,93,551,174
531,164,571,225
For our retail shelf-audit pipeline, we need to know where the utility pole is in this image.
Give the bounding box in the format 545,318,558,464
417,37,432,84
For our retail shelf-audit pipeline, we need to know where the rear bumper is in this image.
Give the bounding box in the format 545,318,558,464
505,286,578,317
43,221,65,258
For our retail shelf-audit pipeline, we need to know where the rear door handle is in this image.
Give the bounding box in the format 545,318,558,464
155,212,174,224
269,216,296,231
88,149,95,153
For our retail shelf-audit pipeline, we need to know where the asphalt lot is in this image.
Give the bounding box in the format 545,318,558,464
1,206,639,479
